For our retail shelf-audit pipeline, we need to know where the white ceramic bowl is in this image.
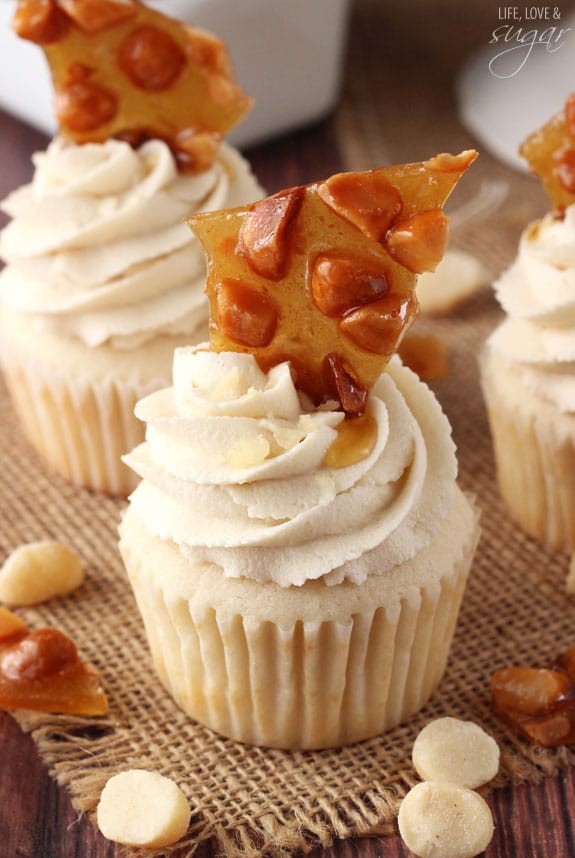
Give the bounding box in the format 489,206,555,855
456,10,575,171
0,0,351,147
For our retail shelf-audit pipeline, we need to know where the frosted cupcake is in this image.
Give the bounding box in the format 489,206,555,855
481,94,575,552
120,151,480,749
0,0,262,495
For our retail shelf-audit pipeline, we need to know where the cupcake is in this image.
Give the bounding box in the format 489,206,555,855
120,151,480,749
481,93,575,552
0,0,263,495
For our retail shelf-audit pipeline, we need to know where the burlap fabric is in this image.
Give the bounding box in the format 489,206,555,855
3,0,575,855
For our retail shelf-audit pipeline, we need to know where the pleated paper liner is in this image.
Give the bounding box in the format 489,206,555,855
0,306,201,496
481,349,575,553
119,488,478,751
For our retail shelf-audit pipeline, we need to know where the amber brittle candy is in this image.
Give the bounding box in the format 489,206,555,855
491,648,575,747
398,333,448,381
12,0,252,171
0,606,108,715
189,151,476,414
520,92,575,212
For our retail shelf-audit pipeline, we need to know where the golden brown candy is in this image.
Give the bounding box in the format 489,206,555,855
190,151,476,414
118,25,186,91
12,0,252,171
13,0,69,43
58,0,136,32
520,91,575,210
0,607,108,715
398,333,448,381
317,171,403,242
55,74,118,132
214,279,279,348
491,653,575,748
2,628,78,682
323,413,377,469
311,255,390,318
238,190,304,281
386,209,449,274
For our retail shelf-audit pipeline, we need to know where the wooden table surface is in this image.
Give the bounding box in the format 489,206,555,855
2,43,575,858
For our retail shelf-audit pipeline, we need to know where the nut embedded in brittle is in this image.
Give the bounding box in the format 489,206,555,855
1,628,78,682
13,0,69,43
237,189,304,281
317,170,403,241
558,149,575,195
118,24,186,91
311,255,390,318
323,353,367,417
491,651,575,747
214,278,279,348
386,208,449,274
57,0,137,33
55,73,118,132
339,291,418,355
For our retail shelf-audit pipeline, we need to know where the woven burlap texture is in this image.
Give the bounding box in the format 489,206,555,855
3,1,575,855
3,231,575,857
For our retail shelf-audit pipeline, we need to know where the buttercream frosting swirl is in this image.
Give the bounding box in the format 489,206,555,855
124,346,457,587
488,207,575,412
0,138,263,349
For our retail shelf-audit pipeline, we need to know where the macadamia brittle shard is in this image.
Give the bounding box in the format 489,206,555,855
0,607,108,715
12,0,252,171
520,92,575,212
190,150,477,414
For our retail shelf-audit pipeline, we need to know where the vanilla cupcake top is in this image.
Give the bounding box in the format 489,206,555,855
1,0,262,349
124,153,476,586
487,92,575,413
125,346,457,587
0,138,262,349
489,211,575,409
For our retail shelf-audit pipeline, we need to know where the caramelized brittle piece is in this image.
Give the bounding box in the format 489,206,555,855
0,606,27,640
491,655,575,747
556,646,575,680
398,333,448,381
190,151,476,414
520,92,575,211
0,606,108,716
12,0,252,171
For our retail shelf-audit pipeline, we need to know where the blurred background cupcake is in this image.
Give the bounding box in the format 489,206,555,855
0,0,263,495
481,94,575,552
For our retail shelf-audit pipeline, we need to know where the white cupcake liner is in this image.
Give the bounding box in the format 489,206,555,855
120,488,479,749
3,361,146,496
0,304,198,495
481,351,575,552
